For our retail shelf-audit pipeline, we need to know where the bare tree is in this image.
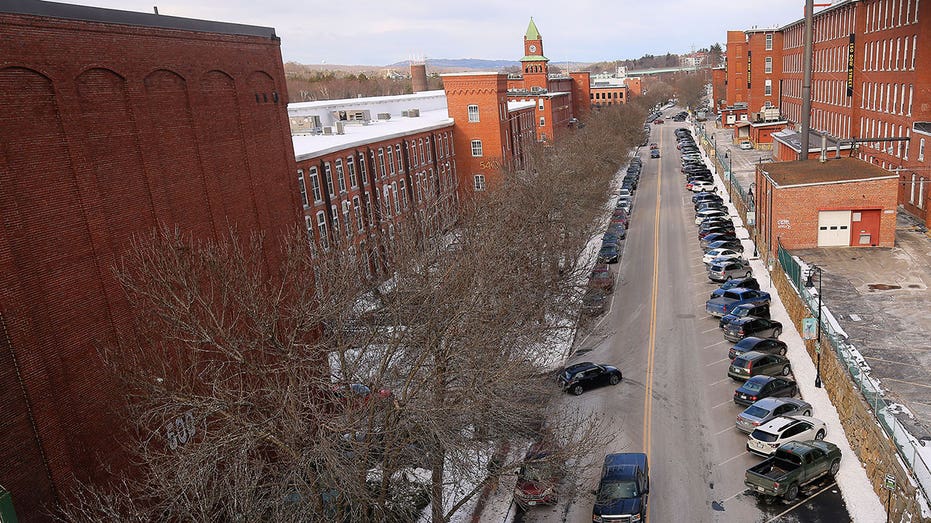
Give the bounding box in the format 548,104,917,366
57,105,644,523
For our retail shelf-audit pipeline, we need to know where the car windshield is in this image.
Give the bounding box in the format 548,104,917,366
742,381,764,392
750,429,779,443
743,405,770,418
596,480,638,502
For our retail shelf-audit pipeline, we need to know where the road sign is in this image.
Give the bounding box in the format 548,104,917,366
802,317,817,340
884,473,896,491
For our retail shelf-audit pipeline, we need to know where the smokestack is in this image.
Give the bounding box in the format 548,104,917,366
820,132,827,163
411,60,427,93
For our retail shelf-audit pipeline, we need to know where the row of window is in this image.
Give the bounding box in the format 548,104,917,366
908,173,927,208
865,0,920,33
590,91,624,100
860,117,912,160
863,35,918,72
861,81,913,116
784,5,855,49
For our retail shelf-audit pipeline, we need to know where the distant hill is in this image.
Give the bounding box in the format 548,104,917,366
388,58,519,70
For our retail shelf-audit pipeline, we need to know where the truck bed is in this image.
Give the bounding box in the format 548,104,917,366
748,458,799,480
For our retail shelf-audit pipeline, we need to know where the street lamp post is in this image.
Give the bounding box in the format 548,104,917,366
724,152,731,203
805,266,823,388
748,183,758,258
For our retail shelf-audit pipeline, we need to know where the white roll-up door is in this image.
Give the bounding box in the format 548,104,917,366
817,210,851,247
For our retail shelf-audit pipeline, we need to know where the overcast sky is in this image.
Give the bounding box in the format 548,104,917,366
63,0,824,65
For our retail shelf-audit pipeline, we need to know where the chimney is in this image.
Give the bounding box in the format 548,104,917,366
411,60,428,93
820,132,827,163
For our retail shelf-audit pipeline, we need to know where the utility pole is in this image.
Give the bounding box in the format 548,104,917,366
799,0,814,160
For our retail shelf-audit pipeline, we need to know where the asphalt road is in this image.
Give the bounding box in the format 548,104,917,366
518,117,851,523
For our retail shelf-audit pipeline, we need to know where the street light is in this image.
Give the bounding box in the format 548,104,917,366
805,266,824,388
748,182,758,258
724,152,732,203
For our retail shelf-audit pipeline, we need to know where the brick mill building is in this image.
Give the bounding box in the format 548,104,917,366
0,1,301,519
721,0,931,230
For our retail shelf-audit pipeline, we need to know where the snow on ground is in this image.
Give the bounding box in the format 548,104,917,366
697,131,887,522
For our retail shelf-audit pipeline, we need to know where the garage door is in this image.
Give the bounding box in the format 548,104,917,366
818,210,851,247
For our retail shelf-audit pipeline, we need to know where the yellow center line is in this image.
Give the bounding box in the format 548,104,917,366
643,127,662,461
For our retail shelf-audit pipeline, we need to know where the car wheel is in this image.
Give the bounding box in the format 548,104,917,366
773,328,782,338
745,271,752,278
829,459,840,476
784,483,799,501
779,347,787,356
725,275,732,281
782,365,791,376
572,385,584,396
609,374,621,385
815,429,826,440
803,410,812,416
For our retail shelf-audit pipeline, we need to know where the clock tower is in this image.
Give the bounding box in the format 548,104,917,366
520,17,549,92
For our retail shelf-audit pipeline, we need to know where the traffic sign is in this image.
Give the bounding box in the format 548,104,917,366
884,473,896,491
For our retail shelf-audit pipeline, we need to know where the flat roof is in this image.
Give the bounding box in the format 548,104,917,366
507,100,536,112
1,0,277,39
289,90,446,112
762,157,898,187
292,109,453,161
772,129,842,153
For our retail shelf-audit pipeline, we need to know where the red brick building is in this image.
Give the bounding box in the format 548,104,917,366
0,1,300,519
754,158,898,256
723,0,931,227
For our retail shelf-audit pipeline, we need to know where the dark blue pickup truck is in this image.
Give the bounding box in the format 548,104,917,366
705,288,771,317
592,453,649,522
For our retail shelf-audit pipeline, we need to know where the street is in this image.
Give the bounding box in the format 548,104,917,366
518,118,851,523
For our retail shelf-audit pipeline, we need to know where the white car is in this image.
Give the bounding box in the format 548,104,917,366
695,209,728,225
739,140,754,150
702,248,742,265
691,181,716,192
746,416,827,456
617,188,631,199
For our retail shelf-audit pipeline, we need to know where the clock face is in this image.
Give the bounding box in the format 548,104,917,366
529,44,537,53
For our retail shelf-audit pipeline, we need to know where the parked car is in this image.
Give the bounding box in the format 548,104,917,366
734,376,797,406
744,441,840,500
607,223,627,239
649,143,658,150
703,248,743,265
711,276,759,297
691,181,717,193
581,288,609,316
514,444,560,507
699,227,737,241
695,209,728,224
736,397,812,433
558,362,623,395
617,188,631,199
739,140,754,150
592,453,649,523
708,259,753,282
700,233,739,249
705,288,771,317
747,416,827,457
598,245,619,264
589,264,614,292
610,213,629,228
727,352,791,381
720,303,772,330
703,239,744,253
650,149,660,159
653,118,664,124
693,192,723,204
616,197,633,214
723,317,784,342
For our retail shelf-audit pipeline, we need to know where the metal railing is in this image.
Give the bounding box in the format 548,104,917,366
776,244,931,502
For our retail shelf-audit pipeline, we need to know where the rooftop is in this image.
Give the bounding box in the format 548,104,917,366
771,128,848,153
762,157,897,187
1,0,277,39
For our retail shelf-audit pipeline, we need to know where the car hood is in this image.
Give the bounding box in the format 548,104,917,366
593,496,643,516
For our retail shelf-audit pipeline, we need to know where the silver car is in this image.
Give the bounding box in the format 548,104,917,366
736,397,812,433
708,259,752,282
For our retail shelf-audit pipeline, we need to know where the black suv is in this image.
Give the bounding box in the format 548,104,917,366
558,362,623,395
723,317,784,342
728,336,788,360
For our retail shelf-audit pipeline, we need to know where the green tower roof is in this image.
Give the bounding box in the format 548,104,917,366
525,17,540,40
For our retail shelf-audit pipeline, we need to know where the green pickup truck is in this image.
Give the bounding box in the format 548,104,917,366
744,440,841,500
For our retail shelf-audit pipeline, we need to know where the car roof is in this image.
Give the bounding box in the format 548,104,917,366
757,416,803,434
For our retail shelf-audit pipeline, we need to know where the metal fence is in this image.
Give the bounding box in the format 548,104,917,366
777,244,931,502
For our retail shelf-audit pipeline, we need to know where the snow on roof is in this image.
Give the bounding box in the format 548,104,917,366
291,109,453,161
288,90,447,113
507,100,536,112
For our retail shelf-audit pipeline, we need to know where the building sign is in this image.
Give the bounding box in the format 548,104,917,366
846,34,855,97
802,318,817,340
747,51,751,89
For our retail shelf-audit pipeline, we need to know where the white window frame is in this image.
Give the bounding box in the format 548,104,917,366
473,174,486,192
765,33,773,50
297,170,309,208
309,167,322,202
324,163,335,196
335,159,346,193
765,56,773,73
467,104,480,122
471,139,483,157
347,156,358,188
316,211,328,250
539,117,546,127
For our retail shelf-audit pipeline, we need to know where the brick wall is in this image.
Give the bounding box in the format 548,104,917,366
0,10,300,520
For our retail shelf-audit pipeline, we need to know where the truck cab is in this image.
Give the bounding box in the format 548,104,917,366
592,452,649,522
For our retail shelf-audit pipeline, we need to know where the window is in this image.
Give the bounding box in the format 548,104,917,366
358,154,367,185
910,173,917,203
309,167,322,202
399,180,408,209
330,205,339,239
392,182,400,214
396,144,403,172
468,104,480,122
347,157,358,187
304,215,314,246
765,33,773,50
377,148,386,178
316,211,328,250
353,196,363,231
419,139,425,163
425,138,432,163
539,117,546,127
474,174,486,191
538,98,544,110
364,194,373,225
765,56,773,73
335,159,346,192
324,163,335,196
382,188,391,218
342,202,351,238
297,170,309,208
920,138,926,162
471,139,483,157
765,79,772,96
387,147,395,175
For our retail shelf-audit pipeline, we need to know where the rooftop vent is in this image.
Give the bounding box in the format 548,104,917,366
377,113,391,120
